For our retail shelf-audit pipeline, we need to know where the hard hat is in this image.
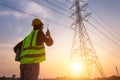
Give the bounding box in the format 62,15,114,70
32,18,43,26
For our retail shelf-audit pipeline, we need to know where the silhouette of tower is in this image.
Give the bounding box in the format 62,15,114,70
70,0,105,79
115,66,120,77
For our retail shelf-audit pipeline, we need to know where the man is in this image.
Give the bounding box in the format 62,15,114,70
14,18,53,80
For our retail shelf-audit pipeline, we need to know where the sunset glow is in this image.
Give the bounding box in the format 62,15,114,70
70,61,83,76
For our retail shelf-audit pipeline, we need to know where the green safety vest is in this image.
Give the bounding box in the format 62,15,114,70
20,30,46,64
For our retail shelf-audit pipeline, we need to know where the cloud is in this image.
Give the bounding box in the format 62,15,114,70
25,1,52,19
0,11,26,19
0,0,52,19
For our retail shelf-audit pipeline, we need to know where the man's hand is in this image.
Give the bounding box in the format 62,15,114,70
46,30,50,36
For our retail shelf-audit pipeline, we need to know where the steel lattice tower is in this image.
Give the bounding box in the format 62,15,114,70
70,0,105,79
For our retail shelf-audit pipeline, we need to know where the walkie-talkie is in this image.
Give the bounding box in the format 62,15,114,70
46,24,50,36
47,24,49,31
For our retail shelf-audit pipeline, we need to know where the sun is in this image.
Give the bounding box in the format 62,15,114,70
70,61,83,75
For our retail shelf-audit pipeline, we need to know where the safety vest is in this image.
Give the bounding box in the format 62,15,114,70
20,30,46,64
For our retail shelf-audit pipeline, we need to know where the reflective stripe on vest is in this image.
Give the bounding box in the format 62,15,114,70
20,30,46,64
21,53,45,59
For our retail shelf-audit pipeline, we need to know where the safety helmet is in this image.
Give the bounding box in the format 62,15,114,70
32,18,43,26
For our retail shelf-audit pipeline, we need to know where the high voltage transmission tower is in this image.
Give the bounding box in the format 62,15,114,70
70,0,105,79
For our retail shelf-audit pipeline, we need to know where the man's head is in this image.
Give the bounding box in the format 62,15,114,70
32,18,43,30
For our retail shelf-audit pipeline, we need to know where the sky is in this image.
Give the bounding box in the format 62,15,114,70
0,0,120,79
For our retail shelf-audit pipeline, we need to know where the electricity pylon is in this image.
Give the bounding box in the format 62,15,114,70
69,0,105,79
115,66,120,77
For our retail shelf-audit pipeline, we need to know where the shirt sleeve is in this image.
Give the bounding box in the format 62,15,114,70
37,30,53,46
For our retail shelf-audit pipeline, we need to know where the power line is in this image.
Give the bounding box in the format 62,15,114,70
1,0,119,49
68,0,120,47
53,0,70,9
88,30,120,58
93,40,120,58
84,18,120,52
32,0,70,18
44,0,72,14
88,6,120,38
87,21,120,47
0,2,70,29
91,16,120,42
66,0,72,4
67,0,120,48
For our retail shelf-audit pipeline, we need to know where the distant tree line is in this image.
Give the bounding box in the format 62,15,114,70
0,74,19,80
0,75,120,80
